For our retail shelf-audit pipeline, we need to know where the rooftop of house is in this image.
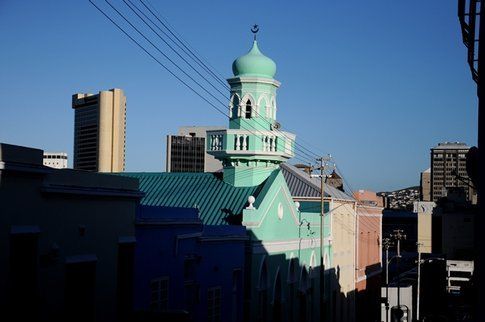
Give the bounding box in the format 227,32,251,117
136,205,201,223
120,171,266,225
119,163,354,226
280,163,353,200
135,205,247,238
0,143,141,196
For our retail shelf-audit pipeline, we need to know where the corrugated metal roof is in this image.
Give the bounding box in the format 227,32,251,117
281,163,354,200
120,172,263,225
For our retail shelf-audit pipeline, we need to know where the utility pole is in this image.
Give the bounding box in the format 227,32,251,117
391,229,406,308
383,237,392,322
416,242,422,322
316,155,331,322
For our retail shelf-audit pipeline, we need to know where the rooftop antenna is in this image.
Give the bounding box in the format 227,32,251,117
251,24,259,41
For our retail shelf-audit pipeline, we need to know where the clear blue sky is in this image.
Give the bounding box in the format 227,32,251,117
0,0,478,192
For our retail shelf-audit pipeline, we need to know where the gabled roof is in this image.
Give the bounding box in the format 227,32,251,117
120,172,265,225
280,163,353,200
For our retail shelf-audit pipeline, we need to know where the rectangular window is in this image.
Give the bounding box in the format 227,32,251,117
184,257,196,281
65,255,97,322
184,282,199,314
117,238,135,320
232,270,241,322
208,287,222,322
232,269,241,292
150,277,169,310
9,226,40,320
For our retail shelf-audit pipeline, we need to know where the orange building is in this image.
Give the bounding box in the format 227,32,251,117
355,203,383,322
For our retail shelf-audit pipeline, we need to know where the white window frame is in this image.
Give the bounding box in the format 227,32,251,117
150,276,169,310
207,286,222,322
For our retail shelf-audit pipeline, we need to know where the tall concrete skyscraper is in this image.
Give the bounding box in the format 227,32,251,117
72,88,126,172
430,142,474,202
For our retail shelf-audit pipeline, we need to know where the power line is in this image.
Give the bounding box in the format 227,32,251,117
123,0,322,161
122,0,229,98
93,0,307,163
120,0,318,163
91,0,368,188
91,0,318,164
139,0,229,89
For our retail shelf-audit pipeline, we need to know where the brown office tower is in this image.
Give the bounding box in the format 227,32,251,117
72,89,126,172
430,142,475,203
166,126,224,173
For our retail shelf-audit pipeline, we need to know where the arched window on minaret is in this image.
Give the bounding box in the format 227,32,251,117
258,95,268,118
231,94,240,118
270,96,276,119
245,100,252,119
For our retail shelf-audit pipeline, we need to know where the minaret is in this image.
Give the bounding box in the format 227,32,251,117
207,28,295,187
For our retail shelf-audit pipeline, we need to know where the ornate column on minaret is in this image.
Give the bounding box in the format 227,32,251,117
207,27,296,187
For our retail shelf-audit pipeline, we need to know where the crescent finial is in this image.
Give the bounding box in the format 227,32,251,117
251,24,259,40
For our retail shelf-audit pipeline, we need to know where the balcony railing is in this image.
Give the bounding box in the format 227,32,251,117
209,134,223,151
207,130,295,158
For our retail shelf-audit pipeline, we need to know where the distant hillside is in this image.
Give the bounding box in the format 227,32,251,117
377,186,420,211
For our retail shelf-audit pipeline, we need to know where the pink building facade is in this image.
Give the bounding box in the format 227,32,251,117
355,204,383,322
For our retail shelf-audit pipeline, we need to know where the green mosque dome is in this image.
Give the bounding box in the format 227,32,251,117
232,40,277,78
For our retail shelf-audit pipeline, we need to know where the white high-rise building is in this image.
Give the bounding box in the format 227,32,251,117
43,152,68,169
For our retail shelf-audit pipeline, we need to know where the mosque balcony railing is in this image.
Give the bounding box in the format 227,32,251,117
207,129,295,158
458,0,481,83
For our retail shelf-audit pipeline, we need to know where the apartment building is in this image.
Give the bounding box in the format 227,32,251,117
43,152,68,169
430,142,474,202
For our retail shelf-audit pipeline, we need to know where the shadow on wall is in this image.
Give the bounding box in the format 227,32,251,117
355,263,382,322
240,230,355,322
129,229,356,322
431,196,476,260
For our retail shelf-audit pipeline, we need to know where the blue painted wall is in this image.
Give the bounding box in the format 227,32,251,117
134,205,246,322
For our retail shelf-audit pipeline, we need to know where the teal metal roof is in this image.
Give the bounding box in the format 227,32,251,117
120,172,263,225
